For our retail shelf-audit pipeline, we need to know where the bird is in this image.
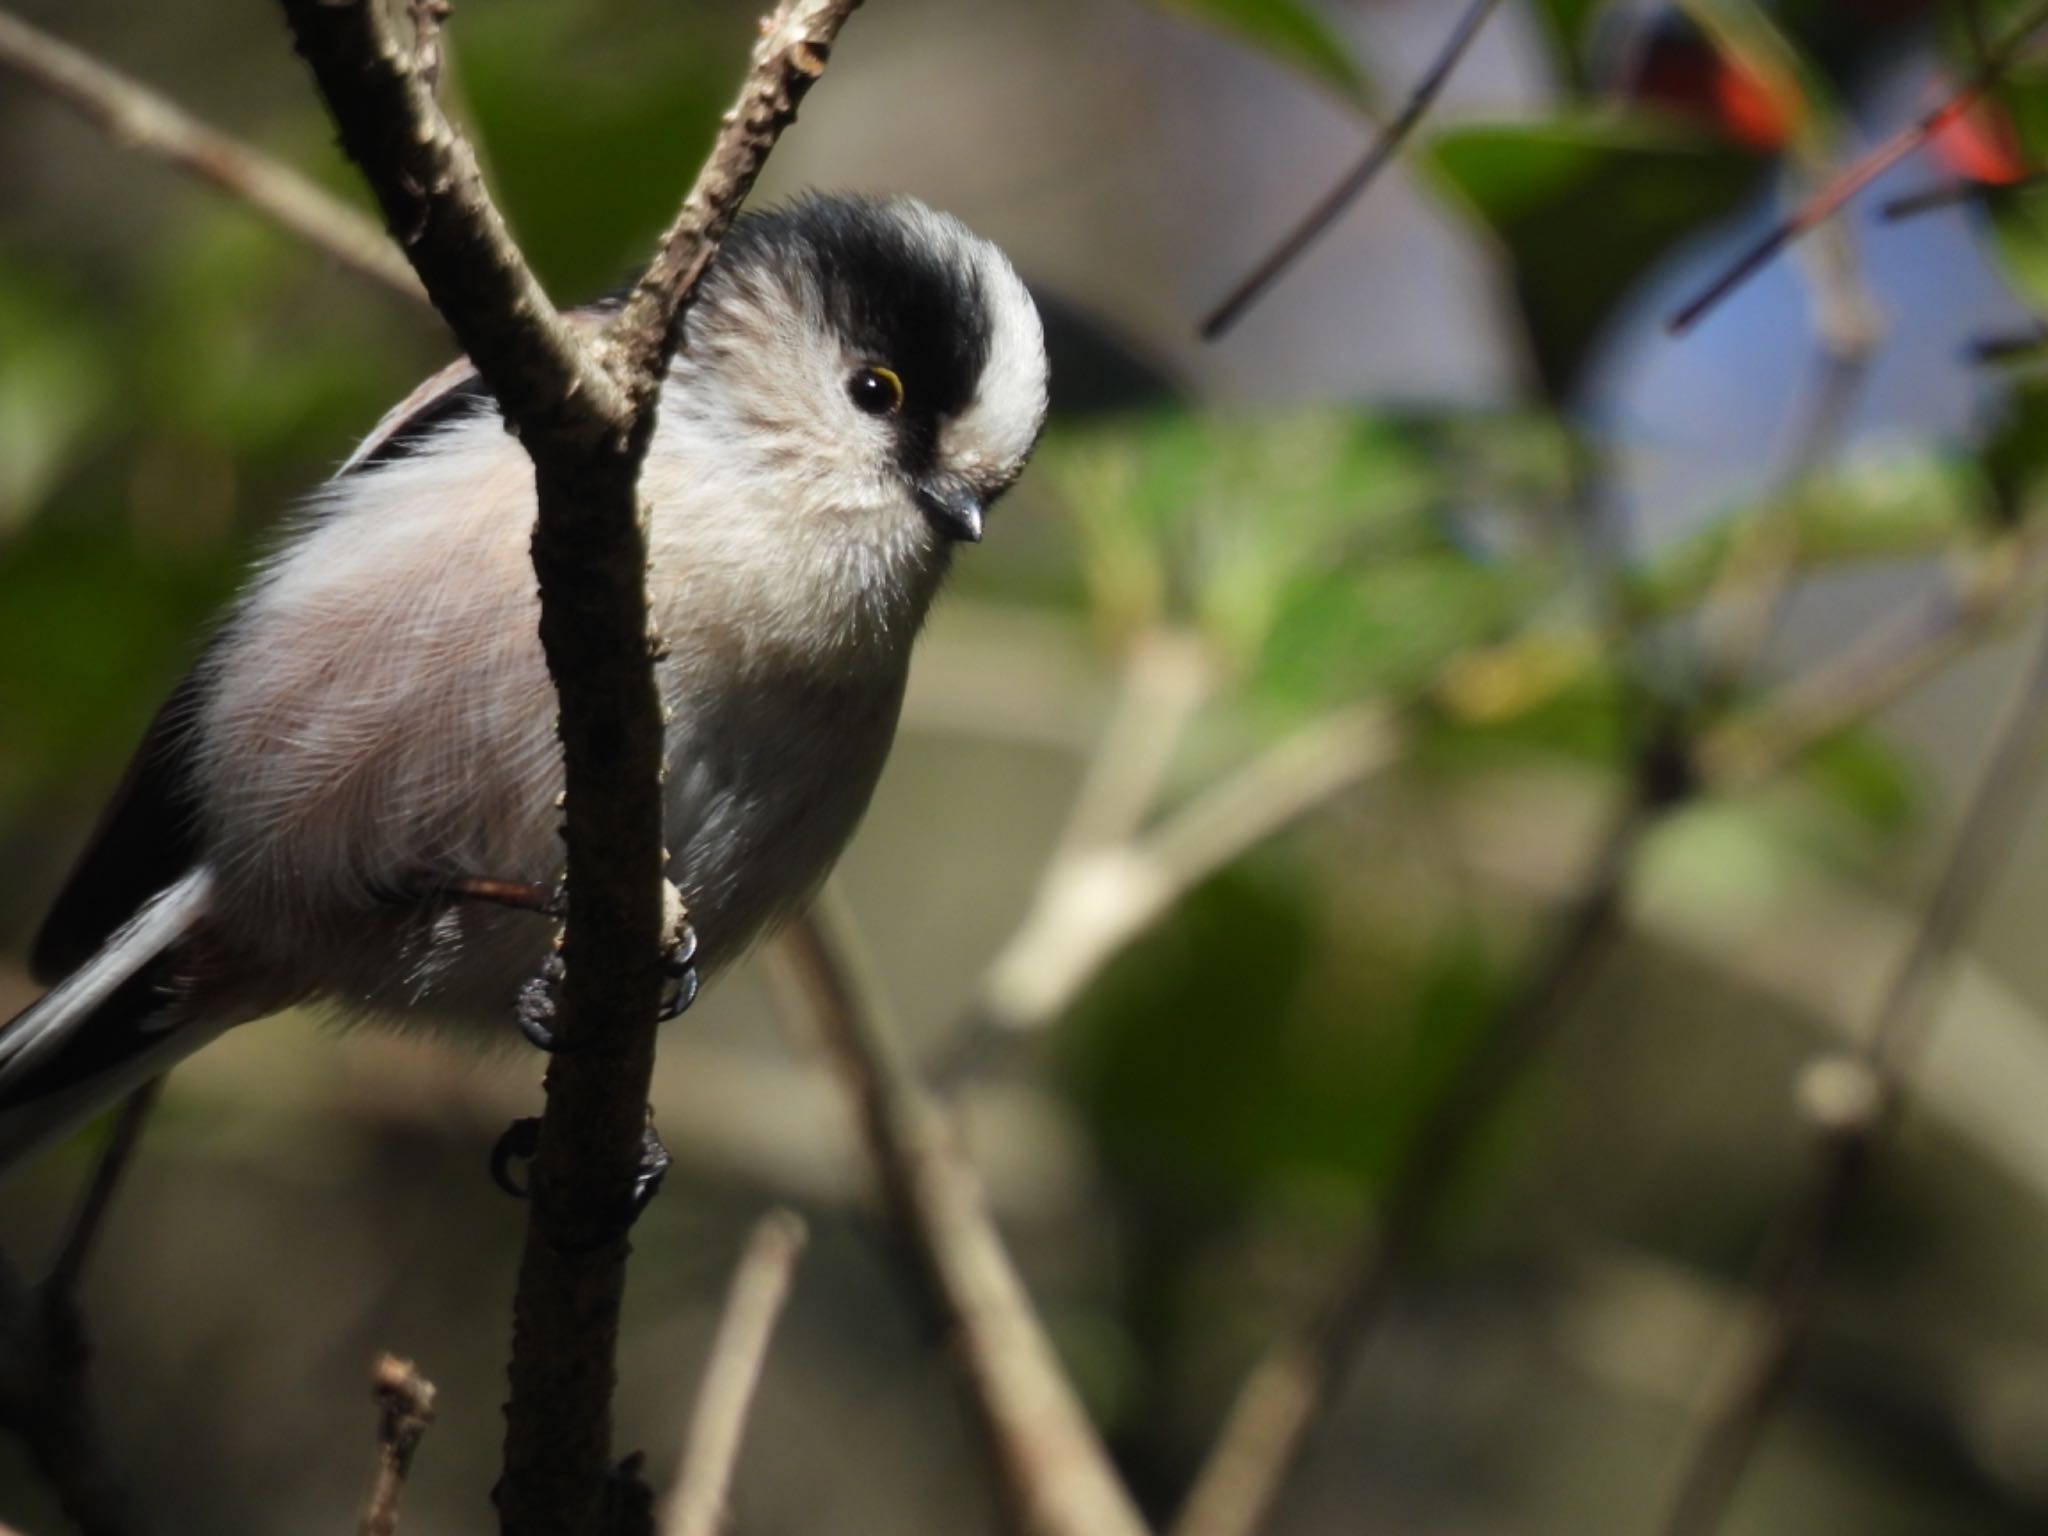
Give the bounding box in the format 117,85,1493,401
0,192,1050,1179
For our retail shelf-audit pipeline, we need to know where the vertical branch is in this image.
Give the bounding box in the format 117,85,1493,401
1657,609,2048,1536
275,4,865,1534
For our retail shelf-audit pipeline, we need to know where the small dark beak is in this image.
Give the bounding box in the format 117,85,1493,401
916,482,985,544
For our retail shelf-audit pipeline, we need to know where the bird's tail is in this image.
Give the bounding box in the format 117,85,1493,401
0,870,221,1172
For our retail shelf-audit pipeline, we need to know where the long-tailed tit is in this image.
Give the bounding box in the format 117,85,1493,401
0,194,1049,1174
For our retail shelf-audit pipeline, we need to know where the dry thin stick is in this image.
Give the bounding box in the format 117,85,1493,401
1657,608,2048,1536
1198,0,1508,340
360,1354,438,1536
1668,3,2048,336
660,1212,809,1536
0,8,425,307
273,4,865,1534
1170,776,1664,1536
786,899,1152,1536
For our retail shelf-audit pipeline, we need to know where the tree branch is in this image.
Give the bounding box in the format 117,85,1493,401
360,1354,437,1536
273,4,865,1533
605,2,863,399
1667,1,2048,336
785,898,1153,1536
1199,0,1508,340
660,1213,808,1536
0,8,426,307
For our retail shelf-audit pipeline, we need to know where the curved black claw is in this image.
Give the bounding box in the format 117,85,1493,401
632,1116,673,1214
658,918,701,1022
515,951,574,1053
490,1116,543,1198
658,965,700,1022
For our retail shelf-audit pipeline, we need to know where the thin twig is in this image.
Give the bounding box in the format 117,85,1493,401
1170,771,1667,1536
1657,607,2048,1536
605,3,861,402
1878,169,2048,220
1198,0,1508,340
360,1354,438,1536
0,8,425,307
660,1212,808,1536
1969,323,2048,364
785,897,1153,1536
1668,3,2048,336
273,4,865,1534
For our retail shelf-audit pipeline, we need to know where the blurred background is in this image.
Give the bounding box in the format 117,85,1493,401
8,0,2048,1532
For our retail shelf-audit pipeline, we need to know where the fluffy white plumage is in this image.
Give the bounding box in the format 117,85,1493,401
0,194,1048,1166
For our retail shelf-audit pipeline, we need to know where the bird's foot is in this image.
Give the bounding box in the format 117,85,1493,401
515,946,570,1052
659,880,701,1022
489,1115,542,1198
488,1112,672,1242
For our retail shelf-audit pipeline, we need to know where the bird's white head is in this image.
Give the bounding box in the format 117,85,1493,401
668,194,1049,565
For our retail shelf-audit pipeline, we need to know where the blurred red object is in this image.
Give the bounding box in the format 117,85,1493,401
1613,12,1801,152
1929,91,2029,185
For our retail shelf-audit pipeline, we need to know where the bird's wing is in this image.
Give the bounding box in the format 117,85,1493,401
29,346,535,983
2,871,223,1170
30,663,215,984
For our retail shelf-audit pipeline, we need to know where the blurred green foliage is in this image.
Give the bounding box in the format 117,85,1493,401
10,1,2048,1533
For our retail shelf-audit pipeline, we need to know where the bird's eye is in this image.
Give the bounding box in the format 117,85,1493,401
847,365,905,417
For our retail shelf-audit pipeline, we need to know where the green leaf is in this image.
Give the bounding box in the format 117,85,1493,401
1038,409,1568,708
1145,0,1374,112
1425,117,1760,392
